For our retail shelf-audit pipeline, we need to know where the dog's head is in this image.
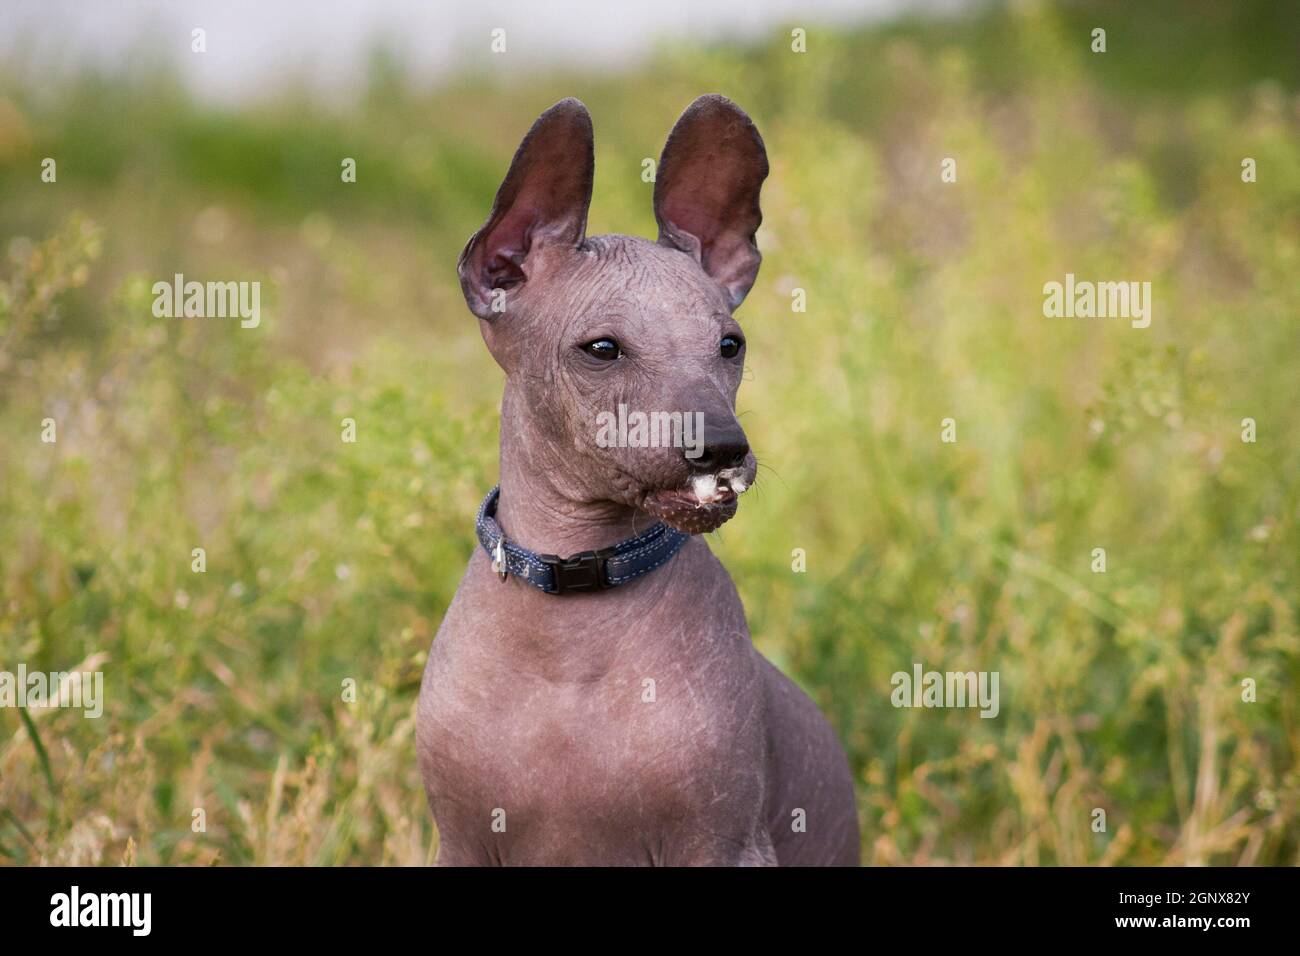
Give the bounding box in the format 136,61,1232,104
458,96,767,534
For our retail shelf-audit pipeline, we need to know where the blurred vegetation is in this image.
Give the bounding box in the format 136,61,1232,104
0,0,1297,865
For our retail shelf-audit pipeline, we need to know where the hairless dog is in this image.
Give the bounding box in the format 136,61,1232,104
417,95,859,865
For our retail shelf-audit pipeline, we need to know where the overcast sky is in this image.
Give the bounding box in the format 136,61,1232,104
2,0,967,102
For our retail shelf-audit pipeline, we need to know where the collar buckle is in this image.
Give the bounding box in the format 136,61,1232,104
538,547,614,595
491,538,508,582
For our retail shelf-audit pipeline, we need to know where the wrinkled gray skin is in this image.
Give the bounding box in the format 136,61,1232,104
417,95,859,865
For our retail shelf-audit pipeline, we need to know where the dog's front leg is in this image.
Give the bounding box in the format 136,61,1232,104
432,834,497,867
662,826,778,867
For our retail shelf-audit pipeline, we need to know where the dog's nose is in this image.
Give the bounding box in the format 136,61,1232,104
689,435,749,471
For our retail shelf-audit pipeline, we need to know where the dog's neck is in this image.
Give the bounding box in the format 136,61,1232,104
495,388,650,557
495,461,646,556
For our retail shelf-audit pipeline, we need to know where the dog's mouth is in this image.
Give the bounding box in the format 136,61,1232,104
644,472,748,534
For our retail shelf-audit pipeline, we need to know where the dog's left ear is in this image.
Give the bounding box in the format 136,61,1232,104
654,94,769,310
458,98,595,320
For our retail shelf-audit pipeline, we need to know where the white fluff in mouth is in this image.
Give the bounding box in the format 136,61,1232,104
690,474,719,504
719,467,749,495
689,470,750,505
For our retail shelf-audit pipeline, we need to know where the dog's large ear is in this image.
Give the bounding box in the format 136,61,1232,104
654,94,769,310
458,98,595,319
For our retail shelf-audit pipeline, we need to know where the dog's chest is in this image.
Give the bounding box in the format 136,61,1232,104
417,584,768,862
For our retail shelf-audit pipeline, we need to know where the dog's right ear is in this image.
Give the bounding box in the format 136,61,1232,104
457,99,595,320
654,94,768,310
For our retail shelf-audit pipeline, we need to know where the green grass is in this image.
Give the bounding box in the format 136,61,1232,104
1,0,1297,865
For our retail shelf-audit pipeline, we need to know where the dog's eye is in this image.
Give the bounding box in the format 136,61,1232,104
720,335,743,358
582,338,622,361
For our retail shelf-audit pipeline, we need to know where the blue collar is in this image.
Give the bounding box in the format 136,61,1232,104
475,486,690,595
